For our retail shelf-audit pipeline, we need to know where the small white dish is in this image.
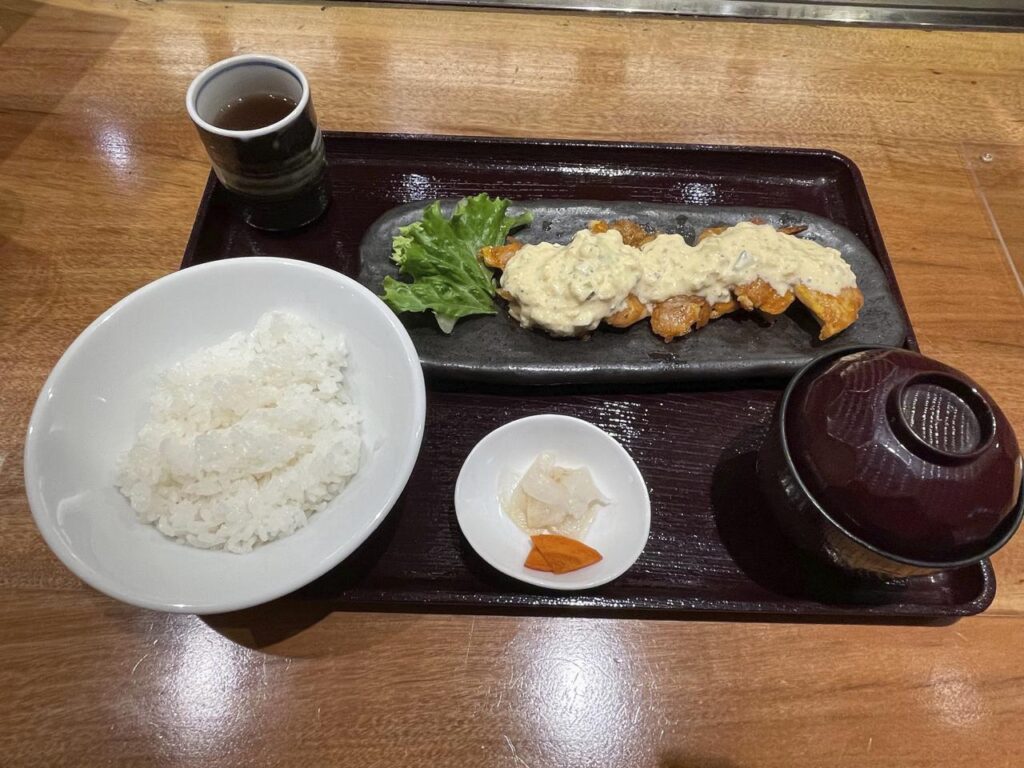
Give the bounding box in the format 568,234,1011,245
455,414,651,590
24,257,426,614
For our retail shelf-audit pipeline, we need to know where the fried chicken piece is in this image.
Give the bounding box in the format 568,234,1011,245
605,294,650,328
794,284,865,340
710,299,739,319
650,296,711,342
734,278,795,315
744,217,809,237
479,240,523,270
589,219,656,248
777,224,809,236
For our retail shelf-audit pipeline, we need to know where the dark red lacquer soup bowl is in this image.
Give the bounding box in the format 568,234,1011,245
758,346,1024,578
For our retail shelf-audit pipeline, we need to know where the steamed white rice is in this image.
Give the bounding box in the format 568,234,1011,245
117,311,361,553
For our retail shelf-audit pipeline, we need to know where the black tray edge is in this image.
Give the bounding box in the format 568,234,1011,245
316,554,994,623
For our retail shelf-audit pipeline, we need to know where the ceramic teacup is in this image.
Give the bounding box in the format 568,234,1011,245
186,54,330,231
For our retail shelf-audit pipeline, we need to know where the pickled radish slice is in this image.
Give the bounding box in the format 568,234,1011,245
501,452,608,537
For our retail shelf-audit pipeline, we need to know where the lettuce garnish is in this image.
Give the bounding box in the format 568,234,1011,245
381,194,532,332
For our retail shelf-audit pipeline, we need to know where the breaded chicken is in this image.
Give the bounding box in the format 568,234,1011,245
479,240,523,270
734,278,795,315
605,294,650,328
794,284,865,340
480,240,523,270
650,296,711,342
710,299,739,319
481,217,859,343
589,219,656,248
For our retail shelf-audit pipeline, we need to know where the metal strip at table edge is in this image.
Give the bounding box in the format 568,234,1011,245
370,0,1024,31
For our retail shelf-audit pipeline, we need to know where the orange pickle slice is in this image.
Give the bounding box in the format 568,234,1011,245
525,534,603,574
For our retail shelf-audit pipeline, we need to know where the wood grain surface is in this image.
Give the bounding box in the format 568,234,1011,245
2,1,1024,766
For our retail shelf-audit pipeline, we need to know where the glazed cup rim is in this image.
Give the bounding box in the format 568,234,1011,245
185,53,310,140
776,344,1024,569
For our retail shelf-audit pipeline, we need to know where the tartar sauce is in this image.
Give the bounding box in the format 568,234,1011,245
636,222,856,305
500,221,857,335
500,229,642,336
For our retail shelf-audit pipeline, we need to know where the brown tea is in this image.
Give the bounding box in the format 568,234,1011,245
212,93,297,131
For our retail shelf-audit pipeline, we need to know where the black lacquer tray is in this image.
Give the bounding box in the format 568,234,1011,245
183,133,993,620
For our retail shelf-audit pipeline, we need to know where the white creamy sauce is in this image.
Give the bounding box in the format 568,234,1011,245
637,223,856,305
500,221,857,334
499,229,641,336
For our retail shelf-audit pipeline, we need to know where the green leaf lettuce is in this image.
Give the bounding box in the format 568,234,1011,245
382,194,532,332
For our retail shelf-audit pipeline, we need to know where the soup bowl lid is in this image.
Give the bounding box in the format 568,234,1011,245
782,346,1023,565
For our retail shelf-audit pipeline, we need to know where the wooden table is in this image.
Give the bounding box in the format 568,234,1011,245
3,2,1024,765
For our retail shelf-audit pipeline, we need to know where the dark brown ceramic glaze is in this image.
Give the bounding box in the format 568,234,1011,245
188,58,330,230
182,132,994,620
759,345,1024,578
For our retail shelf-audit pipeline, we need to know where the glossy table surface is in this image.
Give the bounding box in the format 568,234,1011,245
2,2,1024,765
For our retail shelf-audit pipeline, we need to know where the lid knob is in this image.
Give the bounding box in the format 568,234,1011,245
887,372,995,465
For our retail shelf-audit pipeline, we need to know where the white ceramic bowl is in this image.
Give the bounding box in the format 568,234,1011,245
455,415,651,590
24,257,426,614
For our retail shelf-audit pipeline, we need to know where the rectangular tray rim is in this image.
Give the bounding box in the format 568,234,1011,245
314,563,996,620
